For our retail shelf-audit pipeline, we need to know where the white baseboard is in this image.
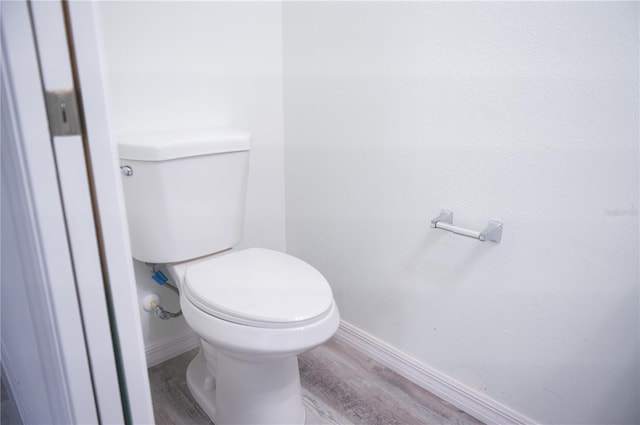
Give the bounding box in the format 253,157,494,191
335,321,534,425
145,331,200,368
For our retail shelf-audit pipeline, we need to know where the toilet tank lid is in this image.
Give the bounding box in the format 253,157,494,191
117,128,250,161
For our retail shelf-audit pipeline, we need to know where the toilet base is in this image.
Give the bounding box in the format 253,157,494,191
186,345,306,425
186,351,218,421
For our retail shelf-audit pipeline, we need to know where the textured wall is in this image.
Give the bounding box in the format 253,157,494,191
283,2,639,423
99,1,286,346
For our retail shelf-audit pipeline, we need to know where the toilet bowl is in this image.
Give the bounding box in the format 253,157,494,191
167,248,339,424
168,248,339,424
117,129,340,424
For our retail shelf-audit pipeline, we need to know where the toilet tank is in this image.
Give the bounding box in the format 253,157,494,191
118,129,250,264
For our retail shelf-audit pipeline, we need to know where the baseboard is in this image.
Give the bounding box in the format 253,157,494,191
1,341,29,424
335,321,534,425
145,331,200,368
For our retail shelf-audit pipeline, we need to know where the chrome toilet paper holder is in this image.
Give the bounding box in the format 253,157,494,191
430,210,502,243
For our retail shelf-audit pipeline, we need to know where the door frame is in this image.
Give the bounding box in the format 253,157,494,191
1,1,154,423
63,2,155,422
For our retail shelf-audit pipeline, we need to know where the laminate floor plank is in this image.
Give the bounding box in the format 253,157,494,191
299,338,482,425
148,348,211,425
148,337,483,425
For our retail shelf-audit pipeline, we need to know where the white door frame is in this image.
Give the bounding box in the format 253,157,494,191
63,2,155,422
1,1,100,422
1,1,154,423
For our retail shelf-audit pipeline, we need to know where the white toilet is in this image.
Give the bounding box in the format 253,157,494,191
118,129,340,425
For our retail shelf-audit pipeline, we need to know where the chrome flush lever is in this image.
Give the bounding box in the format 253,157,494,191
120,165,133,176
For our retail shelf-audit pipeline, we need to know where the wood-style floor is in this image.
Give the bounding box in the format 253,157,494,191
149,337,484,425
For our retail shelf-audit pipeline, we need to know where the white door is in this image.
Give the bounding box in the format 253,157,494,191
1,1,154,423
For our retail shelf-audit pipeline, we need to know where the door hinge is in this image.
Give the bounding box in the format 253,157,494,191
45,89,82,136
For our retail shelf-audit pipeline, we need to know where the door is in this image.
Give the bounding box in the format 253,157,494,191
1,0,154,423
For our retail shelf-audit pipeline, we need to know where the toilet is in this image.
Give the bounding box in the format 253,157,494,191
117,129,340,425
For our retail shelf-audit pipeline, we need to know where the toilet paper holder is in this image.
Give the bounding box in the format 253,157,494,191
430,210,502,243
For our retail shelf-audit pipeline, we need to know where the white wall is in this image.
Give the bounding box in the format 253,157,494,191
98,1,286,348
283,2,639,424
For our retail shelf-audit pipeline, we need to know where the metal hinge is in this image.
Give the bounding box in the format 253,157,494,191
45,89,82,136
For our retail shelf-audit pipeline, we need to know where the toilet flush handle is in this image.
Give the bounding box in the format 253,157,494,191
120,165,133,176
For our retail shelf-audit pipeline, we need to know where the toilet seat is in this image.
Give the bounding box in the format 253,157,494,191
182,248,333,329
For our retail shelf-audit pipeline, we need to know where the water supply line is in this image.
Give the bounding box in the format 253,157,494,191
147,263,182,320
150,300,183,320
